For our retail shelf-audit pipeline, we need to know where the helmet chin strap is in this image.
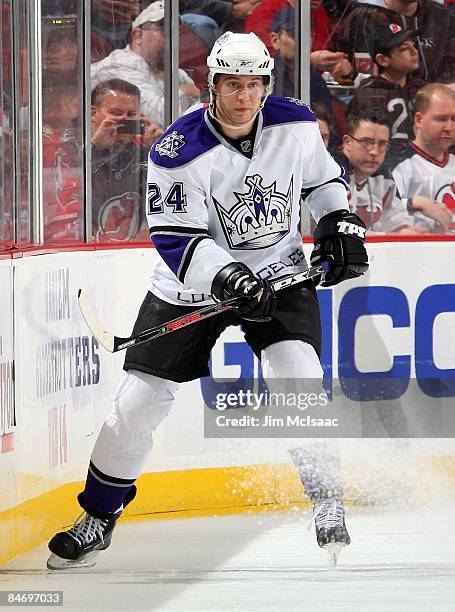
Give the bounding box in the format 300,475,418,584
208,88,268,132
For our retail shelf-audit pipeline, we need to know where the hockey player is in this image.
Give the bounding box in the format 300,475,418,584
47,32,368,570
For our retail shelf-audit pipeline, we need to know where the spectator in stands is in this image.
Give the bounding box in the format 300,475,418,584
270,7,334,109
41,11,84,243
392,83,455,232
91,78,163,242
42,11,79,83
349,26,426,165
180,0,263,48
1,1,13,245
341,0,455,85
339,108,419,233
91,1,210,90
42,83,83,243
246,0,351,79
313,102,337,149
91,0,141,61
91,1,200,127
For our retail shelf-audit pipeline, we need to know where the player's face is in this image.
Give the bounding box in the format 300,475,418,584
388,40,419,74
215,75,265,128
415,93,455,154
343,121,390,179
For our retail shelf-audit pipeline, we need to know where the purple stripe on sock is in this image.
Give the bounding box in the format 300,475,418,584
81,467,133,514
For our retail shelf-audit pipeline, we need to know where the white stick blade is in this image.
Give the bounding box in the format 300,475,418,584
78,289,115,352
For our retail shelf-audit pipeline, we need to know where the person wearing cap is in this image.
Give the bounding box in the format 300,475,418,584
350,26,426,166
269,6,334,111
47,31,368,570
341,0,455,84
91,1,200,128
246,0,350,77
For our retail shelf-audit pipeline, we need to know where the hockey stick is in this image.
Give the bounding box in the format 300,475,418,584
78,262,327,353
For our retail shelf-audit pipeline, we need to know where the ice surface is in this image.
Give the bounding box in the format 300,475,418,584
1,505,454,612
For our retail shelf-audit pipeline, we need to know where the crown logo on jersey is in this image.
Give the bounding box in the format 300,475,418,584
155,131,185,158
214,174,292,250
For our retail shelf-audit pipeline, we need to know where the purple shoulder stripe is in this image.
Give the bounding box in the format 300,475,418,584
150,107,220,169
262,96,316,128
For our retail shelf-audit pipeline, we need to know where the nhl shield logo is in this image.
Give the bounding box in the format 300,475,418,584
214,174,293,250
155,131,186,158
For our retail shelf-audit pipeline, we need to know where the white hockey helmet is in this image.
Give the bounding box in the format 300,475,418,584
207,31,274,91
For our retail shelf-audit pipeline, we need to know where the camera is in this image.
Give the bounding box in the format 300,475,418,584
117,119,146,135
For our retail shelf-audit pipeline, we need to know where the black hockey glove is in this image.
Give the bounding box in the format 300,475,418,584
311,210,368,287
211,262,275,321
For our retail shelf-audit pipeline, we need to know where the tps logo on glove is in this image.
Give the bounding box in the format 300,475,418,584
336,220,366,239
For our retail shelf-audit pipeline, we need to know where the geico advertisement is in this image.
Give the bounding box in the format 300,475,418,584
202,242,455,408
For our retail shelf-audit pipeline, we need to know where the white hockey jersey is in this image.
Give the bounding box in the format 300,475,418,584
146,97,349,305
392,143,455,232
347,174,413,234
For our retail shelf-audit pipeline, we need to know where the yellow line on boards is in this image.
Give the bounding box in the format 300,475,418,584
1,458,454,565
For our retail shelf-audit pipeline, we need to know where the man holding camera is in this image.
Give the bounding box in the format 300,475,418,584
91,77,163,242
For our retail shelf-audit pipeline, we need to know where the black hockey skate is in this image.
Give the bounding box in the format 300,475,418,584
47,486,136,570
312,498,350,567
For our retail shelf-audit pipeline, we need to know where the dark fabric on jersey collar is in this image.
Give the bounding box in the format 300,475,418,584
410,142,449,168
207,113,259,159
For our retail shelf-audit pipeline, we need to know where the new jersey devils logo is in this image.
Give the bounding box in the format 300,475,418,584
389,23,402,34
96,192,142,242
436,182,455,210
435,182,455,229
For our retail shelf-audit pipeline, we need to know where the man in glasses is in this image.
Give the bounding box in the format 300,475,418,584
340,107,419,234
48,31,368,570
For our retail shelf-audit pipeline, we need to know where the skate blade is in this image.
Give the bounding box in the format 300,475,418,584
324,542,347,568
47,550,100,570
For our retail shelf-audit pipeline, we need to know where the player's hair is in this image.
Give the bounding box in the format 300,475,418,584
345,107,392,135
413,83,455,115
91,79,141,106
